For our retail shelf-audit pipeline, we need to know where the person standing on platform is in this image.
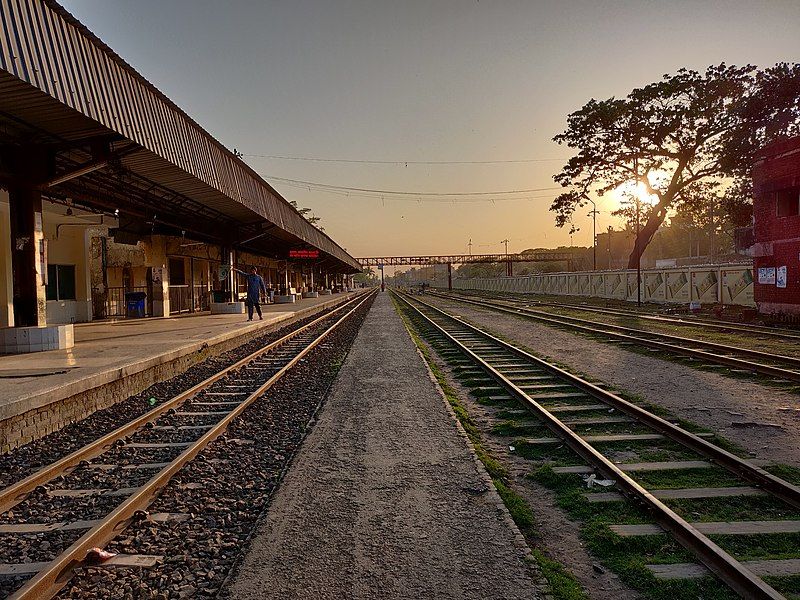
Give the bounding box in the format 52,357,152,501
234,266,267,321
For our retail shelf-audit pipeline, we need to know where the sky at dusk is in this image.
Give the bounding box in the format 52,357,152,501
61,0,800,259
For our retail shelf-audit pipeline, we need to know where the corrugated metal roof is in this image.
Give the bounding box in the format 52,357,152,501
0,0,360,271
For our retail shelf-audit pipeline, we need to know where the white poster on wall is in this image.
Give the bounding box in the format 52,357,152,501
758,267,776,285
777,266,787,289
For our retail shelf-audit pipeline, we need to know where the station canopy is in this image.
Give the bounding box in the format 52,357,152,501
0,0,360,273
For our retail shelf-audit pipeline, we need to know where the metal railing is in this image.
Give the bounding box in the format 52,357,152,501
93,286,150,319
168,285,211,314
168,285,192,314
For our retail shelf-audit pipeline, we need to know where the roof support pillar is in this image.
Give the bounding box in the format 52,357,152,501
223,246,236,302
8,148,50,327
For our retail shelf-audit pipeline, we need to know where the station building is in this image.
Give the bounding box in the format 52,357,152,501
752,136,800,316
0,0,360,352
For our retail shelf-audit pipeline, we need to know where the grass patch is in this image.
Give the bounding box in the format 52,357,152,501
709,533,800,561
667,495,800,522
631,467,741,490
528,466,740,599
494,478,535,530
530,549,588,600
766,464,800,486
492,420,547,437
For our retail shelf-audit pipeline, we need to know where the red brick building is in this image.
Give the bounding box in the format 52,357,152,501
752,136,800,315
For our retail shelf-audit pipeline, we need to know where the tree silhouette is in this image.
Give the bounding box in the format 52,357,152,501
289,200,324,230
551,63,800,268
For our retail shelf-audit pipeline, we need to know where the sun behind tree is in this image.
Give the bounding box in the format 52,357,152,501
550,63,800,268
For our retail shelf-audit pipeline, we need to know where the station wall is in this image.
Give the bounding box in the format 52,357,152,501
0,193,94,326
751,136,800,315
0,189,347,327
43,218,93,324
450,263,755,307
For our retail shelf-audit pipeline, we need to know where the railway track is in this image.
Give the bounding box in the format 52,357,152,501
0,290,375,599
395,290,800,599
453,290,800,342
430,291,800,384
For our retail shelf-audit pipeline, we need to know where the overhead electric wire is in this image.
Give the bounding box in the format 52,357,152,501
275,188,555,204
244,154,564,165
263,174,562,197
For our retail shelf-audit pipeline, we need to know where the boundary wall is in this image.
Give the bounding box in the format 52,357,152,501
451,263,754,307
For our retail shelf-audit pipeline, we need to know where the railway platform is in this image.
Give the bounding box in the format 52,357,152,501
224,292,542,600
0,292,360,452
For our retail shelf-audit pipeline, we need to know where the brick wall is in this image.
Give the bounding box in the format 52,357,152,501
752,137,800,314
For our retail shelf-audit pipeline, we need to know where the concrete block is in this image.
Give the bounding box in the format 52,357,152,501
0,324,74,354
302,292,319,299
274,295,296,304
319,289,332,295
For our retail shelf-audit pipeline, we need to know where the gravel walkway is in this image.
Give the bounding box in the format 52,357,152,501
224,293,542,600
427,294,800,467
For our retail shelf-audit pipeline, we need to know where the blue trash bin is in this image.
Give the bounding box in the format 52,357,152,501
125,291,147,318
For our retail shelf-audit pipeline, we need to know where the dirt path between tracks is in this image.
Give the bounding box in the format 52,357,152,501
426,294,800,468
223,293,544,600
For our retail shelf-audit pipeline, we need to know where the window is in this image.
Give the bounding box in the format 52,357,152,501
46,264,76,301
168,258,186,285
776,188,800,217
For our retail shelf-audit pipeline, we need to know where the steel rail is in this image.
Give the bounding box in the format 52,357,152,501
410,293,800,508
10,289,376,600
431,291,800,383
395,290,790,599
438,291,800,368
453,290,800,341
0,292,368,516
545,302,800,340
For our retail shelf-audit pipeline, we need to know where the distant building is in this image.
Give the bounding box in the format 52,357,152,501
752,136,800,315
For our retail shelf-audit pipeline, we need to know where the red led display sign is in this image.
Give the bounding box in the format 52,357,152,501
288,249,320,259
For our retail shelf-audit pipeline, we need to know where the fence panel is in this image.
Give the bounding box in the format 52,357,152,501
452,263,754,307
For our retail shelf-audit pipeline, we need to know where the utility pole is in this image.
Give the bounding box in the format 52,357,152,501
501,239,511,277
583,195,598,271
633,154,641,307
709,200,715,262
636,195,642,307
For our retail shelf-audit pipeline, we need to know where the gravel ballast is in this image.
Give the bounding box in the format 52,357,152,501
223,292,543,600
46,294,375,599
0,302,353,489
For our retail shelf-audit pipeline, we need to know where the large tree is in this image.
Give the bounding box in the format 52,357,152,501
551,63,800,268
